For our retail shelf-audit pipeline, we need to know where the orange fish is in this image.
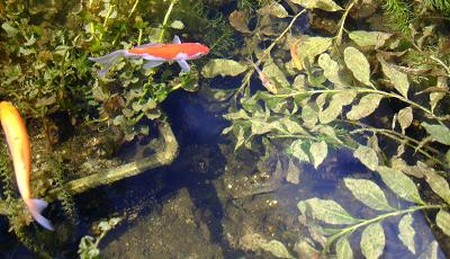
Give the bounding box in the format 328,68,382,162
0,101,53,230
89,35,210,77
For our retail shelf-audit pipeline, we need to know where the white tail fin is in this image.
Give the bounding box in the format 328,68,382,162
26,199,54,231
89,50,127,77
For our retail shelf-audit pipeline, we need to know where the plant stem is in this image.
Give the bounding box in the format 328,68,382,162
335,0,357,46
323,204,444,253
159,0,177,43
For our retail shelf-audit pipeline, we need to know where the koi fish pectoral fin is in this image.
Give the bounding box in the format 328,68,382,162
143,60,165,70
177,60,191,73
27,198,54,231
173,35,181,44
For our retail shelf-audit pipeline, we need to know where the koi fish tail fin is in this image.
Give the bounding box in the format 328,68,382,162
88,50,127,77
26,198,54,231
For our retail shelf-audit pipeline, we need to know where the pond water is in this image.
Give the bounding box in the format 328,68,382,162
1,0,449,258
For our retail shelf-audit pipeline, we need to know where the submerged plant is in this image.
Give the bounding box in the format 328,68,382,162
203,0,450,257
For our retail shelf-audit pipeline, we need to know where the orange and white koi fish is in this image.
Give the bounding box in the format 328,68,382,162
89,35,210,77
0,101,54,231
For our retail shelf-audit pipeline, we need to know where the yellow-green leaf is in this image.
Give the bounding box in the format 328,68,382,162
397,106,413,134
361,223,385,259
318,53,346,88
319,92,357,124
257,2,289,18
289,140,309,162
201,59,247,78
290,0,343,12
347,94,383,120
310,141,328,169
381,61,409,98
423,169,450,204
260,240,294,258
297,198,360,225
376,166,424,204
336,237,353,259
436,209,450,236
295,36,333,68
344,178,394,211
170,20,184,30
344,47,373,87
348,30,392,48
398,214,416,254
421,122,450,145
353,145,379,171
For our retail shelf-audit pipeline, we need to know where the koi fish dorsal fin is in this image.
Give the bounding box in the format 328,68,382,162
173,35,181,44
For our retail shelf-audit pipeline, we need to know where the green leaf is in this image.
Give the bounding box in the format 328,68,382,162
301,105,318,128
288,140,309,162
297,198,360,225
353,145,379,171
170,20,185,29
430,76,447,113
310,141,328,169
361,223,385,259
380,61,409,98
336,236,353,259
397,106,413,134
319,92,356,124
318,53,346,88
201,59,247,78
436,209,450,236
344,178,394,211
257,2,289,18
263,62,290,89
344,47,373,87
346,94,383,120
348,30,392,48
398,213,416,254
290,0,343,12
295,36,333,68
2,22,19,37
423,170,450,204
421,122,450,145
376,166,424,204
260,240,294,258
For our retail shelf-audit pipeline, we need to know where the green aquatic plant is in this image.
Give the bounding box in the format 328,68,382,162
78,217,121,259
203,0,450,257
383,0,412,32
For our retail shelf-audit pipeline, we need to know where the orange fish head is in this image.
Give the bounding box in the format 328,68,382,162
188,43,210,59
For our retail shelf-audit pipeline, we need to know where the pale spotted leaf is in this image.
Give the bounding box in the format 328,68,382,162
397,106,413,134
290,0,343,12
421,122,450,145
336,236,353,259
297,198,360,225
398,214,416,254
348,30,392,48
344,178,394,211
361,223,385,259
310,141,328,169
353,145,379,171
376,166,424,204
436,209,450,236
381,61,409,98
344,47,373,87
347,94,383,120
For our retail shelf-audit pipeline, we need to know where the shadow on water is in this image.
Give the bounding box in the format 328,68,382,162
78,89,237,257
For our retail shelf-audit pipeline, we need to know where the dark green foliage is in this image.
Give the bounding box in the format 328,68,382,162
382,0,412,32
